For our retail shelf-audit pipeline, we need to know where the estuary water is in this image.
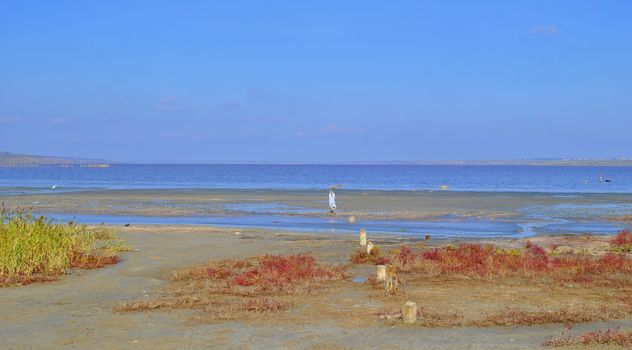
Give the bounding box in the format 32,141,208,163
2,164,631,237
1,164,632,193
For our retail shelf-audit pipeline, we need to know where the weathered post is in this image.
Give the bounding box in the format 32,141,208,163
359,229,367,247
385,265,398,293
403,301,417,323
376,265,386,281
366,241,374,255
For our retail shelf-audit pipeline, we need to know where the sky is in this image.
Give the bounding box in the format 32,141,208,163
1,1,631,163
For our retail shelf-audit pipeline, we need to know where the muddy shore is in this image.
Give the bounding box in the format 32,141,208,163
2,225,632,349
2,189,632,238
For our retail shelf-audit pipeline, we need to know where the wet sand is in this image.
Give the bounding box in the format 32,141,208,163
2,225,632,349
4,188,632,219
2,188,631,238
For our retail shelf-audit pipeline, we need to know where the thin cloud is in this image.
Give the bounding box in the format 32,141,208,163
222,101,241,110
530,25,559,36
0,116,21,124
319,124,365,135
48,117,69,125
297,125,366,138
156,96,181,111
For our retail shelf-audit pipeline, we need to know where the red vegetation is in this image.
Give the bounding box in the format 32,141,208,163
175,253,347,296
485,308,592,326
231,253,346,292
353,242,632,285
611,230,632,252
0,275,58,287
70,252,119,269
119,253,347,319
394,243,550,276
545,328,632,347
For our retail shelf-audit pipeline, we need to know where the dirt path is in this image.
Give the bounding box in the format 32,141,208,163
2,226,631,349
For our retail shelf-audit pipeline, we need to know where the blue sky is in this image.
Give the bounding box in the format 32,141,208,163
1,1,631,162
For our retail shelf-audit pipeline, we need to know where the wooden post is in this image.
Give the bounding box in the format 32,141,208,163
403,301,417,323
348,215,356,224
385,265,398,293
376,265,386,281
359,229,367,247
366,241,374,255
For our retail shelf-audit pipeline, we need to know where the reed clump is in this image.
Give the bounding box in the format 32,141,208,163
0,208,123,286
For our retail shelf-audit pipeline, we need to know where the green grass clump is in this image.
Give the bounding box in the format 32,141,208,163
0,208,125,286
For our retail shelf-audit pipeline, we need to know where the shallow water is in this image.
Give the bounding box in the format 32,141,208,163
4,164,631,238
44,213,629,239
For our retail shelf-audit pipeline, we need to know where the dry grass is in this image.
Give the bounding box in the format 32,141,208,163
117,253,347,320
479,307,624,327
544,328,632,347
376,305,625,328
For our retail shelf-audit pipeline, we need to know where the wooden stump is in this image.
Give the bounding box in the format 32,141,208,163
376,265,386,281
403,301,417,323
366,241,374,255
385,265,398,293
359,229,367,247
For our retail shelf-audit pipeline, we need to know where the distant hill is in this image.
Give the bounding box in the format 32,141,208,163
337,159,632,166
0,152,110,167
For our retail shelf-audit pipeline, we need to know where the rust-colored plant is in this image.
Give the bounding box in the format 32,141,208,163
350,246,390,265
117,253,347,320
611,229,632,252
355,242,632,286
545,328,632,347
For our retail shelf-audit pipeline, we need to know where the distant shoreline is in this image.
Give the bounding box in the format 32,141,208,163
4,161,632,167
3,151,632,167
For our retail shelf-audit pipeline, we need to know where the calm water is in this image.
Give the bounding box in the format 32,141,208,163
1,164,632,193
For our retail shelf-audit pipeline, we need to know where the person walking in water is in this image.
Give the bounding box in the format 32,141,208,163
328,186,337,214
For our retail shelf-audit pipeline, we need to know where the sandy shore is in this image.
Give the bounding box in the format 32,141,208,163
2,225,631,349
